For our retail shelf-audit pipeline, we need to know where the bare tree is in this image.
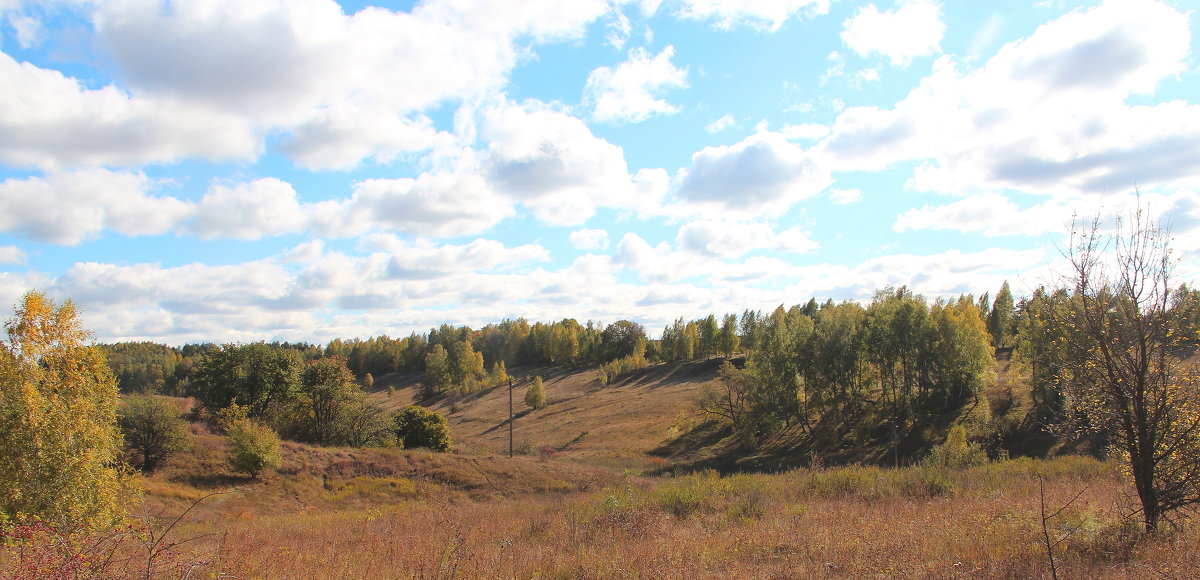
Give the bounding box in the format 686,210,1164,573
1062,205,1200,532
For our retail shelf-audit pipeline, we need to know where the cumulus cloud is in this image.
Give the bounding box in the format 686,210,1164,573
841,0,944,66
569,228,610,250
189,178,308,240
830,188,862,204
894,193,1072,237
676,220,818,258
585,45,688,124
676,0,831,31
0,169,191,244
0,51,259,169
2,0,614,170
820,0,1198,196
482,100,636,224
705,114,737,133
340,173,513,238
0,245,25,264
365,236,550,279
674,131,831,215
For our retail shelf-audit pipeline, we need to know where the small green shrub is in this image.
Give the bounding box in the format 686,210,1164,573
226,419,282,479
923,425,988,469
393,406,452,452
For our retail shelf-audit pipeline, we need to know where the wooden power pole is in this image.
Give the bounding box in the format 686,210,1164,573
508,377,514,458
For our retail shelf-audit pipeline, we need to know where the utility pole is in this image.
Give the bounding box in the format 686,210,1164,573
508,377,514,458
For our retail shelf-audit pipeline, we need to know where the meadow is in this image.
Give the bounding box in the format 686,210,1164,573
5,360,1199,579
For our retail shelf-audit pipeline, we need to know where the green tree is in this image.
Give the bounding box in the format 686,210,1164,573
226,418,282,479
363,372,374,390
423,344,451,397
118,395,191,473
602,320,647,362
525,376,546,410
489,361,509,387
697,314,719,359
393,406,452,452
189,342,302,423
1013,287,1073,423
718,313,740,357
289,356,358,445
0,292,129,529
988,281,1016,350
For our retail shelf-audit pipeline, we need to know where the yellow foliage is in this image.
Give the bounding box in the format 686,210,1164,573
0,292,134,530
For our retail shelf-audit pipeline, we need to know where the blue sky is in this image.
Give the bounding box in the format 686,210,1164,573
1,0,1198,345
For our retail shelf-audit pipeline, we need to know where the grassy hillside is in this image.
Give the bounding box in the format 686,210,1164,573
367,359,724,471
6,358,1197,578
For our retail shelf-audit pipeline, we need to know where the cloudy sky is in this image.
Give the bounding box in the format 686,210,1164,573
1,0,1198,345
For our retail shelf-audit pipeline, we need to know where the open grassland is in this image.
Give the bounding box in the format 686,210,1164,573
6,361,1200,578
369,360,719,471
8,455,1200,579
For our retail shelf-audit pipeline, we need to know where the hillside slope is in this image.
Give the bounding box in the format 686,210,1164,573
368,359,725,470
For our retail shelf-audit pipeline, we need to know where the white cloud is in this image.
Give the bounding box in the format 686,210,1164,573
894,192,1072,237
0,169,191,245
585,45,688,124
676,220,818,258
341,173,513,238
841,0,945,66
364,236,549,279
781,123,830,141
0,51,259,169
0,245,25,265
7,13,41,48
189,178,308,240
1,0,615,170
569,228,611,250
820,0,1198,197
705,114,737,133
676,0,831,31
482,100,637,224
674,131,831,216
830,188,862,204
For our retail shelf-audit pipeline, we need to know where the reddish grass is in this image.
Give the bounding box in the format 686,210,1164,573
11,456,1191,579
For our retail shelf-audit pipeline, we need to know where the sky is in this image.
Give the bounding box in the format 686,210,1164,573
1,0,1199,346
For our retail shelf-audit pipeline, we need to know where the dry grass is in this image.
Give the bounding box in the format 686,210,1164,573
71,456,1196,579
7,363,1200,578
371,360,719,469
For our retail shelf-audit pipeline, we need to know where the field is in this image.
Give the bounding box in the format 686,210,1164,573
5,361,1200,579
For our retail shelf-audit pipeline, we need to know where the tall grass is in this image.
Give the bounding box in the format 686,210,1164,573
6,456,1193,579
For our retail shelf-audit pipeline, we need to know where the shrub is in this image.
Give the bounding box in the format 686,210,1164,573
393,406,452,452
923,425,988,469
226,419,282,479
524,376,546,410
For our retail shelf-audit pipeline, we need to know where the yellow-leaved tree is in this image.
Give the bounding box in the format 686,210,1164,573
0,292,130,530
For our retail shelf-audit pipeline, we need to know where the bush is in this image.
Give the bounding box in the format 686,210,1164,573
393,406,452,452
524,376,546,410
226,419,282,478
118,395,191,473
923,425,988,469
